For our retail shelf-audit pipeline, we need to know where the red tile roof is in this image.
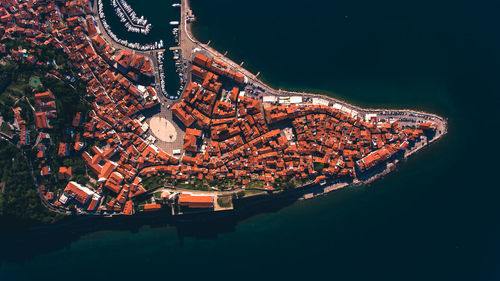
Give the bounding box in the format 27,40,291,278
178,193,214,209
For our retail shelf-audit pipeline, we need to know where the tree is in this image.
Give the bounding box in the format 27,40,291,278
0,140,64,225
314,163,325,172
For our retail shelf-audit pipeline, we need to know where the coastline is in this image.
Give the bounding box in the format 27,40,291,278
2,1,498,279
181,1,448,119
50,0,451,217
92,0,165,95
4,0,448,220
178,0,447,201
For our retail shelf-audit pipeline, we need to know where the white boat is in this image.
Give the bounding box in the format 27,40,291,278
169,21,179,25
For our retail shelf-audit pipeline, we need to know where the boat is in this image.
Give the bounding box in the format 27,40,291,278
111,0,152,35
172,3,181,7
169,21,179,25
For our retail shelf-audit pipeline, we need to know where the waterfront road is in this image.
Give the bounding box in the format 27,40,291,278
179,0,447,134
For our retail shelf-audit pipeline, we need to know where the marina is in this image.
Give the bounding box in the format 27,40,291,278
157,51,168,97
98,0,163,50
111,0,152,35
97,0,185,101
158,46,187,100
172,27,179,44
154,26,186,100
0,0,499,281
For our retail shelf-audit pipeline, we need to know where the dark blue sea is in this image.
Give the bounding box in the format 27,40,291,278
1,0,500,280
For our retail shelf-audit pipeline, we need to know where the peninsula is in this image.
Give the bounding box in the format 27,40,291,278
0,0,446,221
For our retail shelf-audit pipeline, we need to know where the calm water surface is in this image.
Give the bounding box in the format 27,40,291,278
1,0,500,280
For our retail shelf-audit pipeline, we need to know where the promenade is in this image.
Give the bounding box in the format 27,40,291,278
176,0,447,200
90,0,447,199
0,0,449,219
89,0,448,209
178,0,447,133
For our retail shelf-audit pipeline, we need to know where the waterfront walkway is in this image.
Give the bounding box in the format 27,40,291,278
176,0,447,200
178,0,447,132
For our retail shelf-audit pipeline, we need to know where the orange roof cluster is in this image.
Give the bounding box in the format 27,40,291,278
114,50,153,80
162,57,434,187
33,90,56,129
1,4,163,219
193,53,245,84
0,2,438,214
171,54,253,134
77,124,182,212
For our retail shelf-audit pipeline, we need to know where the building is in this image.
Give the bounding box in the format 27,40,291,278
178,193,214,209
62,181,95,206
58,166,72,180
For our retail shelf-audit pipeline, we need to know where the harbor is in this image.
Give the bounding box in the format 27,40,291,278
157,51,168,97
98,0,163,50
97,0,184,98
1,0,499,280
111,0,152,35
